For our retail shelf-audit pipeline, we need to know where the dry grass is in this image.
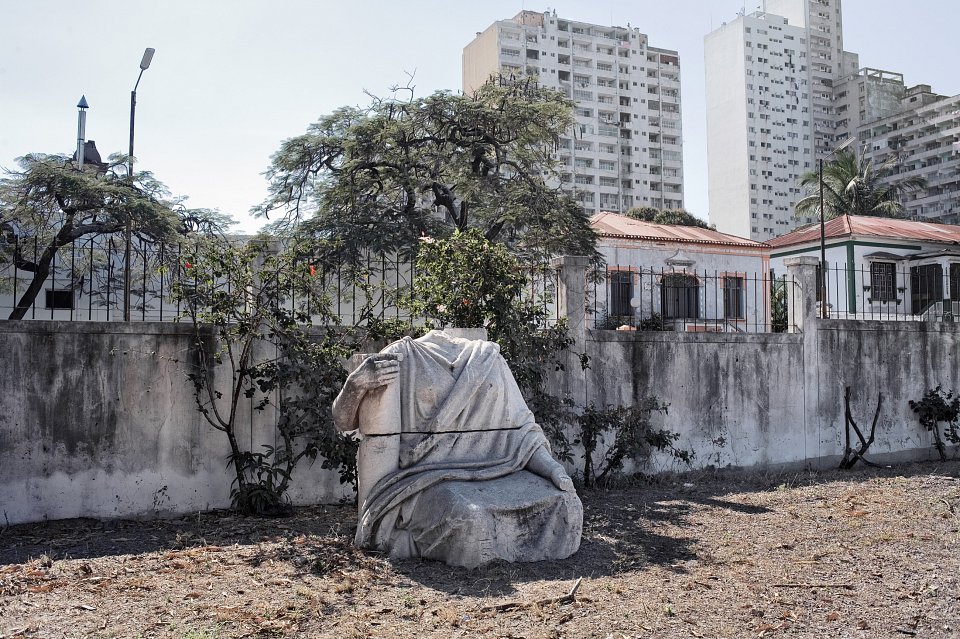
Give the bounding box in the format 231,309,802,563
1,460,959,638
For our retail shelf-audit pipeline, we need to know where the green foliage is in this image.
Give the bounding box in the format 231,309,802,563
404,229,524,331
402,228,579,457
909,386,960,461
639,312,670,332
574,401,692,488
175,236,360,515
795,145,927,220
594,311,669,332
770,274,789,333
256,78,598,265
624,206,713,229
0,152,226,319
594,312,628,330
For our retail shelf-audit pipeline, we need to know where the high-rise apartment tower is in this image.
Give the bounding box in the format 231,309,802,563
706,0,960,238
465,10,684,215
705,0,855,241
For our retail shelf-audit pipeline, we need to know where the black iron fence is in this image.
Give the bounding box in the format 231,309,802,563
0,235,560,327
589,267,799,333
819,262,960,321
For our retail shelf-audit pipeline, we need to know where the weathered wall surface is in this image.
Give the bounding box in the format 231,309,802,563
580,322,958,474
0,322,349,526
585,330,807,471
811,319,960,463
2,286,958,525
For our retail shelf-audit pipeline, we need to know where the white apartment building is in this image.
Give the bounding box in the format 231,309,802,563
857,84,960,225
464,10,684,215
832,67,904,136
707,0,960,240
705,10,816,240
706,0,860,241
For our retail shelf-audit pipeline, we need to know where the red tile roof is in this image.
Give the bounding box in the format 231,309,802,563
591,212,764,248
768,215,960,248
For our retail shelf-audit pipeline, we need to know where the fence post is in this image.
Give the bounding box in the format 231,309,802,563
551,255,590,406
551,255,589,344
784,256,819,334
784,254,824,467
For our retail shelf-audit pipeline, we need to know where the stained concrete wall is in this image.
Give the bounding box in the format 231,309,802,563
811,319,960,463
553,254,959,476
0,321,350,526
579,322,958,474
3,265,958,525
585,330,808,471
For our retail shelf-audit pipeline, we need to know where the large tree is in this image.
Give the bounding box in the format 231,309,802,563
795,146,927,220
255,78,598,263
0,153,224,320
624,206,713,229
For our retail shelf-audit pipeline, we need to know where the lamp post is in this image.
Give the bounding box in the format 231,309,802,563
124,47,155,322
818,135,855,319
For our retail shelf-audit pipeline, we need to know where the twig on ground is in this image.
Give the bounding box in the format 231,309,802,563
479,577,583,612
771,583,854,589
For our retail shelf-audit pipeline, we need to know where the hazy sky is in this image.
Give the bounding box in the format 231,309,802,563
1,1,955,233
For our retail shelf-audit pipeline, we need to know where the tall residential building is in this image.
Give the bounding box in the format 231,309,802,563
464,10,684,215
706,0,960,239
843,81,960,225
705,0,860,241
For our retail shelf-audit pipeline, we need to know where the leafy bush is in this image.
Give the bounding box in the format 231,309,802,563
403,228,580,457
639,312,671,332
175,236,361,515
574,400,692,487
909,386,960,461
770,274,789,333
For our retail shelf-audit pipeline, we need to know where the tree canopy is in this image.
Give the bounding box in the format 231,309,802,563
255,78,598,263
624,206,713,229
795,146,927,220
0,152,227,319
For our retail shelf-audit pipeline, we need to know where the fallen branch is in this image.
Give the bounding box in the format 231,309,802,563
839,387,886,470
479,577,583,612
771,583,854,589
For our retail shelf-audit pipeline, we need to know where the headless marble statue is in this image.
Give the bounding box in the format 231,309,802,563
332,329,583,568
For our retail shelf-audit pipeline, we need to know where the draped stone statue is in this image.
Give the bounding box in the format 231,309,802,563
332,329,583,568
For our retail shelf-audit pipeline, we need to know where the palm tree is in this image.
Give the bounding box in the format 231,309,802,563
795,145,927,220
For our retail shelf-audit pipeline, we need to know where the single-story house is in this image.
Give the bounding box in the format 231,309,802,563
591,212,771,331
768,214,960,319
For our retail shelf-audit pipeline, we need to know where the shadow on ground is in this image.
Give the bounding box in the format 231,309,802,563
2,458,955,593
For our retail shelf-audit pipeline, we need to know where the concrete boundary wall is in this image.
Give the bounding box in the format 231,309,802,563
0,322,350,526
2,259,958,524
552,255,959,475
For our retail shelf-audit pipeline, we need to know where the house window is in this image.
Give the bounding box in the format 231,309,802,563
910,264,943,314
609,271,633,318
661,273,699,319
951,263,960,301
869,262,896,301
723,276,745,319
45,288,75,310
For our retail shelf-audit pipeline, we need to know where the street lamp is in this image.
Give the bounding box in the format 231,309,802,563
124,47,155,321
818,135,856,318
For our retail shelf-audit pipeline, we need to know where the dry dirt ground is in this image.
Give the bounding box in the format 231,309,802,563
2,460,959,639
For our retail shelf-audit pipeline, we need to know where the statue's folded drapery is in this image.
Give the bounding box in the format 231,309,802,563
354,331,581,566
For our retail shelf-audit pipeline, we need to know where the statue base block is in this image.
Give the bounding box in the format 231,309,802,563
381,470,583,568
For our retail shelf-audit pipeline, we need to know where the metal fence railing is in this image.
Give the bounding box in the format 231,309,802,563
818,262,960,322
589,267,798,333
0,235,560,328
